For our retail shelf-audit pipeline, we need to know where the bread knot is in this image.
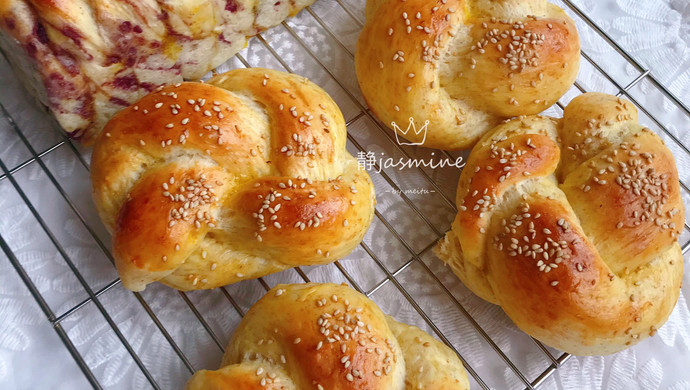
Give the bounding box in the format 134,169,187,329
91,69,376,291
435,93,684,355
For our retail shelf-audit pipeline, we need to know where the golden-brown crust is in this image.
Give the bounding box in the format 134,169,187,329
185,363,296,390
220,283,404,389
435,93,685,355
227,176,372,266
457,15,579,117
487,196,620,330
355,0,580,150
457,131,561,266
558,92,639,175
185,283,470,390
387,316,470,390
91,69,376,291
113,164,229,275
561,129,683,273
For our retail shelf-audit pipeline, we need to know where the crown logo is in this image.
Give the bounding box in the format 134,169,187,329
391,117,429,146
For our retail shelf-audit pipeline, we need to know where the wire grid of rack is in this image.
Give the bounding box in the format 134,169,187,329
1,0,689,389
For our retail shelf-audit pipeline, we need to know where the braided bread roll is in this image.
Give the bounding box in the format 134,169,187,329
91,69,375,291
435,93,684,355
185,283,470,389
356,0,580,150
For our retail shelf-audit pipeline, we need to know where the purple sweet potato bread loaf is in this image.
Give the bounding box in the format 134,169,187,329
0,0,314,143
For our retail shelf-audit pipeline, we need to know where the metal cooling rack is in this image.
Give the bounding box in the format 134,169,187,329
1,0,689,389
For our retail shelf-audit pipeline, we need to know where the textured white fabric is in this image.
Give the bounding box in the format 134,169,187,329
0,0,688,389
